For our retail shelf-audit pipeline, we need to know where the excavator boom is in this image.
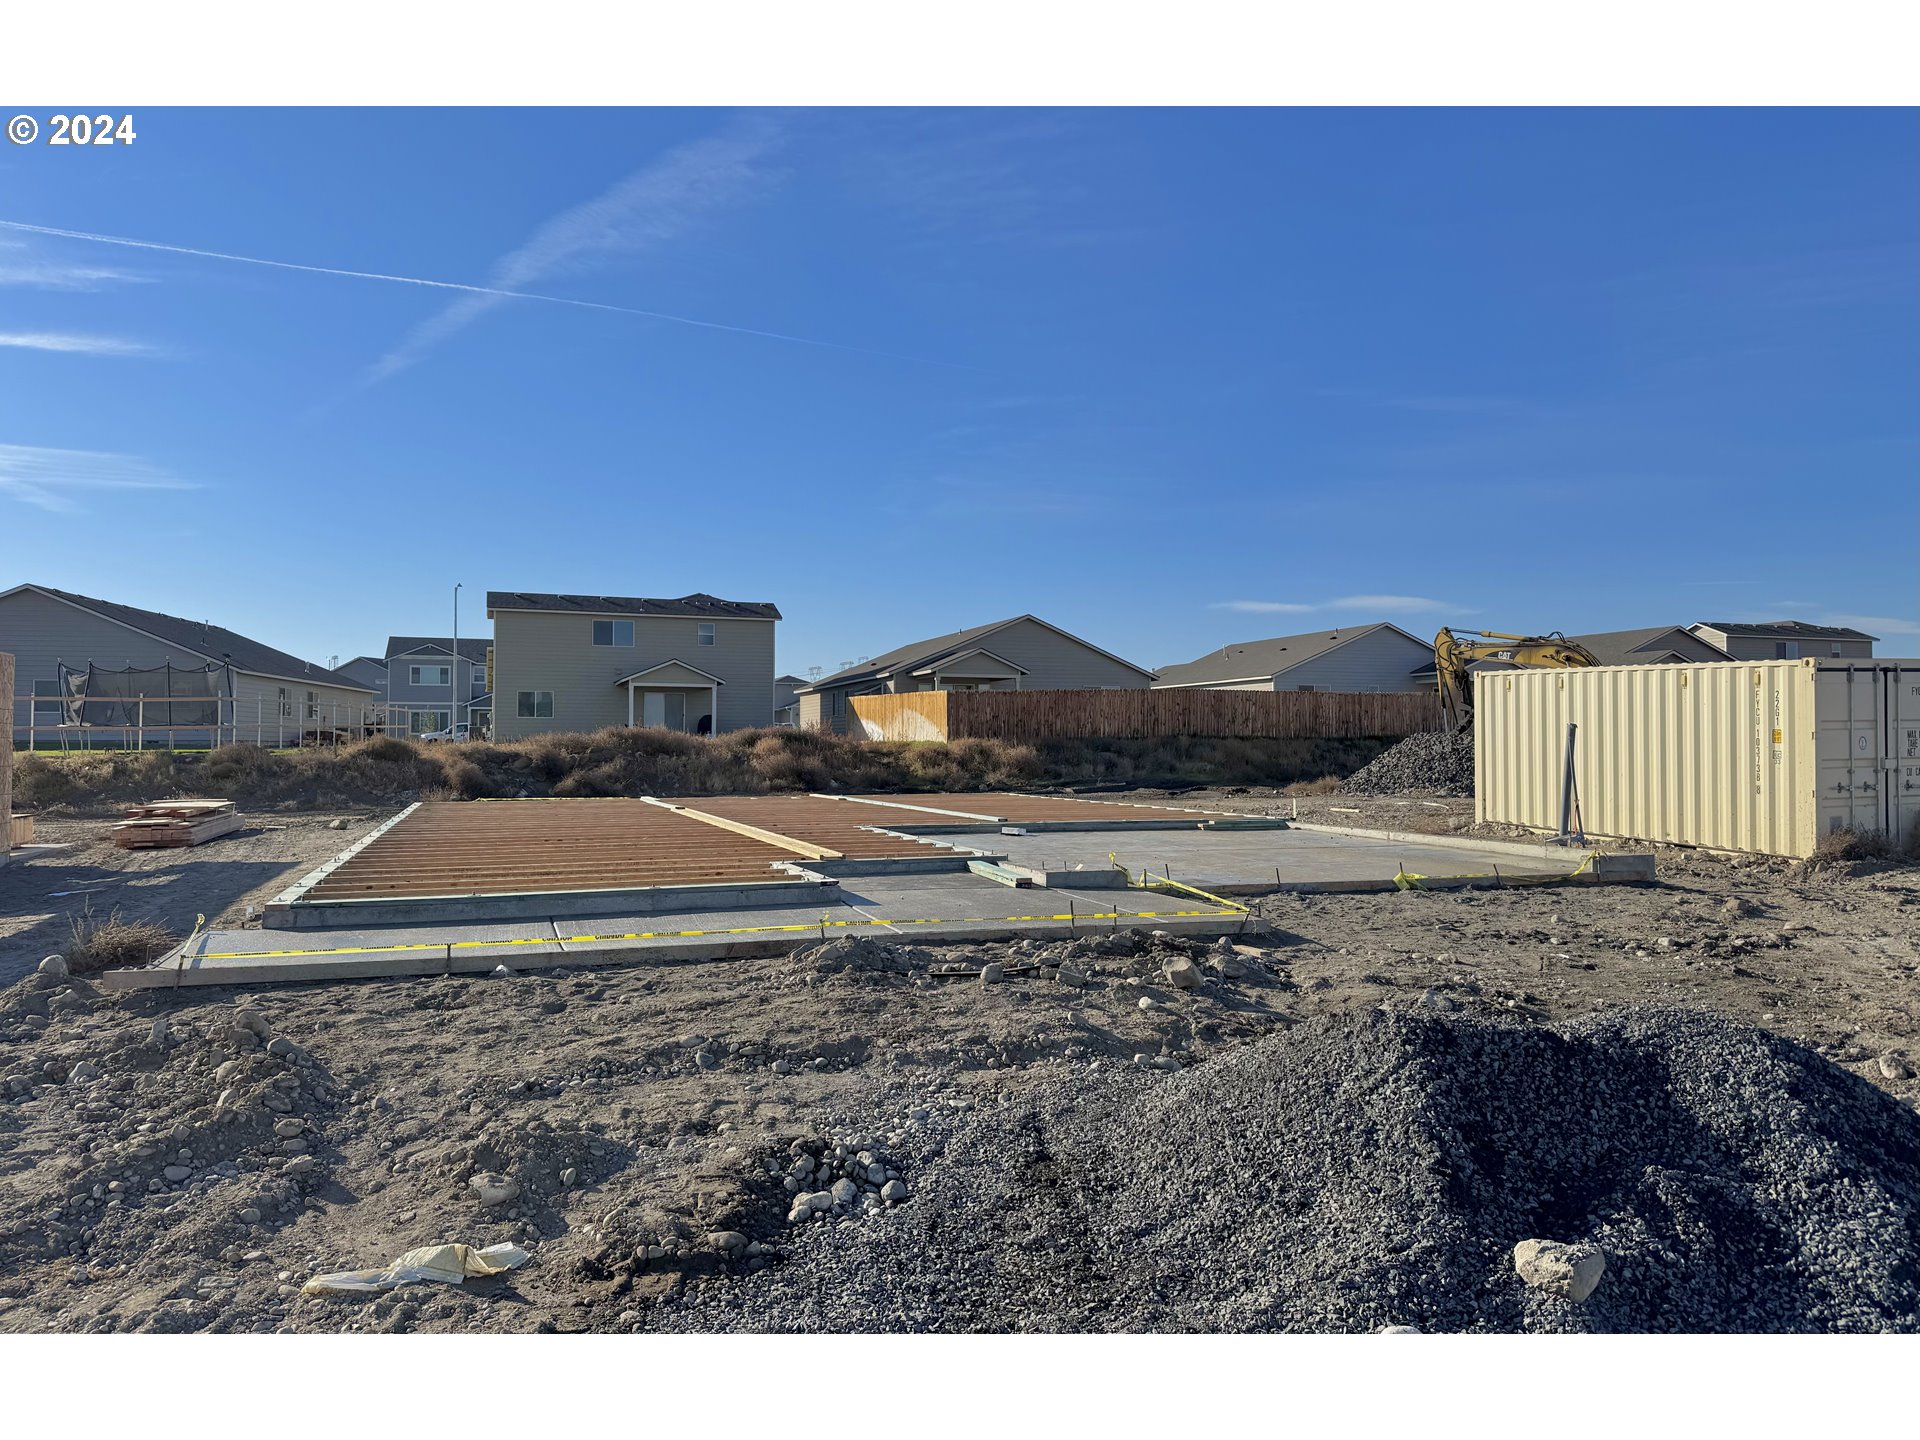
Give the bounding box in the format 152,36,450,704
1434,627,1599,731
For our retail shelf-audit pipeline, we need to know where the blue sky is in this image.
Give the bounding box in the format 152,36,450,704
1,106,1914,675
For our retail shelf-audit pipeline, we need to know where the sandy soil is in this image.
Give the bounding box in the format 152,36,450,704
1,791,1915,1333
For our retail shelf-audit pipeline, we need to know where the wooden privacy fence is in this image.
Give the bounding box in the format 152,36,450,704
849,687,1442,742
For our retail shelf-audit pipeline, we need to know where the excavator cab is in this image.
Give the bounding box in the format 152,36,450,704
1434,628,1599,732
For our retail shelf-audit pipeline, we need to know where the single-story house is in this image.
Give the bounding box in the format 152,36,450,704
1409,625,1737,685
1688,621,1877,661
486,590,780,740
0,582,377,746
1155,623,1435,693
797,615,1153,733
1562,627,1735,666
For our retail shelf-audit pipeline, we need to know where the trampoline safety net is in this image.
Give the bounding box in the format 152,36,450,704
59,661,233,728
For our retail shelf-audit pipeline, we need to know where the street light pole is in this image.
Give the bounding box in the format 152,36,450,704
452,582,463,735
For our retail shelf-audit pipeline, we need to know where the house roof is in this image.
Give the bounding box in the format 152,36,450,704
775,674,808,685
612,659,728,686
3,583,376,692
907,647,1028,677
343,654,388,671
1695,620,1878,642
798,615,1151,693
385,636,491,663
1154,623,1428,688
1560,627,1734,666
486,591,781,621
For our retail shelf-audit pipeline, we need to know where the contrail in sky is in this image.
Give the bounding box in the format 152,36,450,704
0,217,955,367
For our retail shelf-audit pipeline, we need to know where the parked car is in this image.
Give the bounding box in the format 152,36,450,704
416,722,475,743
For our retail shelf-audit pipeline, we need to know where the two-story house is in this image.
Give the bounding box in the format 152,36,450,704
1687,621,1877,661
486,591,780,739
382,636,493,736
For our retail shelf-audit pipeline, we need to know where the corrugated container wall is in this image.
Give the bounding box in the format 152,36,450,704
1475,659,1920,858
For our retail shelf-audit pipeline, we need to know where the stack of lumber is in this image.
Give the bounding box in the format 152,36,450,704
111,798,242,849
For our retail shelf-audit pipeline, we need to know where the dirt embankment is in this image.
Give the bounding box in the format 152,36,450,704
10,730,1392,817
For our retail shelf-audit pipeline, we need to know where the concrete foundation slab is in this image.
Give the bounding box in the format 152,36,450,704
104,871,1254,990
918,824,1647,894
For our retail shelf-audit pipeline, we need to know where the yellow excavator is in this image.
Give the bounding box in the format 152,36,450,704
1434,628,1599,731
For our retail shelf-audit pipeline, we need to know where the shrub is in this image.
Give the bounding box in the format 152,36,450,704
353,736,417,765
12,754,73,807
1811,825,1900,864
64,905,177,975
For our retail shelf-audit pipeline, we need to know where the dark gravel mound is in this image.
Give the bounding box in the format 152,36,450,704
1341,730,1475,796
658,1008,1920,1333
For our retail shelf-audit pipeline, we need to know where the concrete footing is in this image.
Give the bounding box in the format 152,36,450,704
263,875,840,929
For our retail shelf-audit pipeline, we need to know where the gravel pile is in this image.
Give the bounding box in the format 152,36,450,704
1341,730,1476,796
654,1007,1920,1332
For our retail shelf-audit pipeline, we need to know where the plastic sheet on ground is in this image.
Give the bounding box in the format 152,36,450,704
303,1242,529,1297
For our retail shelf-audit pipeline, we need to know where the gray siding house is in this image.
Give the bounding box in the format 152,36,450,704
797,615,1153,733
1689,621,1876,661
0,582,377,746
1155,623,1434,693
337,656,389,694
383,636,492,735
487,591,780,740
773,674,806,727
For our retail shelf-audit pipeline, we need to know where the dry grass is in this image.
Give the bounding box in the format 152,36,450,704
1283,775,1346,796
10,726,1401,816
64,906,177,976
1810,824,1919,866
10,727,1044,814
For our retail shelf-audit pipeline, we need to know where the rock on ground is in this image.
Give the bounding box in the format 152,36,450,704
1341,731,1476,797
655,1007,1920,1334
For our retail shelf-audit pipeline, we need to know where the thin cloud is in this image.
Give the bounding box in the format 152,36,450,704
1212,595,1456,616
0,240,149,290
0,332,165,357
0,444,199,513
368,123,787,382
0,147,953,375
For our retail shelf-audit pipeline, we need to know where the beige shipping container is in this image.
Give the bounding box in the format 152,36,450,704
1475,658,1920,858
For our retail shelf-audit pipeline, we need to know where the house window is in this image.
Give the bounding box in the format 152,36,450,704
1775,641,1799,659
410,664,452,686
305,691,319,720
277,687,292,718
593,620,634,647
697,623,715,646
408,710,451,736
517,690,554,719
1830,644,1842,657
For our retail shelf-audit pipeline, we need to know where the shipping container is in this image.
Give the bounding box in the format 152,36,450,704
1474,658,1920,858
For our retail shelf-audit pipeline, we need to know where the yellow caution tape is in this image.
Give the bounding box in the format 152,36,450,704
193,905,1243,961
1396,849,1598,891
1110,851,1250,914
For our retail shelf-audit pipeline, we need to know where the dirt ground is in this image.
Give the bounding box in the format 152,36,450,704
0,813,388,988
1,789,1915,1333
